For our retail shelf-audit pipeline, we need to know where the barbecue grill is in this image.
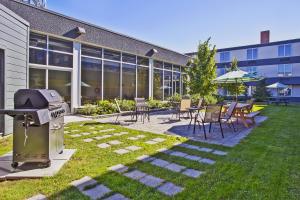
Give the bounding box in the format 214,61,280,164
0,89,69,168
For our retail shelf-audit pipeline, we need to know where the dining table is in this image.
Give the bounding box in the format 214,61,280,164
223,103,251,128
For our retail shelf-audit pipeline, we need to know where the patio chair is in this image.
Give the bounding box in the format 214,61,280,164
220,102,238,132
244,98,255,113
174,99,191,120
194,104,224,139
114,99,134,123
134,98,150,122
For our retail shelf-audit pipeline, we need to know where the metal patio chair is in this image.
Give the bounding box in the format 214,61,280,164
174,99,191,120
220,101,238,132
134,98,150,123
114,99,135,123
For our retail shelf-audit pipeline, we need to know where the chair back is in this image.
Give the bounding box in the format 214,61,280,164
114,99,122,113
135,98,146,108
197,98,204,108
246,98,255,112
226,102,237,117
180,99,191,111
203,104,222,123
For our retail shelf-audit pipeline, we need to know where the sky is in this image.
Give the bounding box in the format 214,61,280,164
47,0,300,54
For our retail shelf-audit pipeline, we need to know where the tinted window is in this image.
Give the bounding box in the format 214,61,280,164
153,69,163,100
82,45,102,58
137,66,149,98
29,48,46,65
29,33,47,49
48,70,71,104
122,64,136,99
29,68,46,89
164,70,172,98
173,65,180,72
104,49,121,61
173,72,181,95
49,52,73,67
49,37,73,53
154,60,163,69
278,45,285,57
103,61,120,99
137,56,149,66
164,63,172,70
122,53,136,64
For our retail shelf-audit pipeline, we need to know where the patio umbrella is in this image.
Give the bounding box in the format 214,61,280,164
65,81,91,87
213,69,262,101
266,82,287,89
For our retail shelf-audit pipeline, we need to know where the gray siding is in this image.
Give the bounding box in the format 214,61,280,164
0,0,189,66
0,3,29,135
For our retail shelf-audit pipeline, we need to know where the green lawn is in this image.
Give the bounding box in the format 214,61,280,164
0,105,299,200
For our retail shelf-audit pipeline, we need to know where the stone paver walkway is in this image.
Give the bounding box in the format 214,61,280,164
175,143,228,156
108,164,183,196
70,176,130,200
27,194,47,200
114,145,142,155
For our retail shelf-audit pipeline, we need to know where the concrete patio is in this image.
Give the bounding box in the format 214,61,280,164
95,111,268,147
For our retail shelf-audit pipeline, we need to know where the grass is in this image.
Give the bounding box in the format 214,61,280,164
0,105,299,199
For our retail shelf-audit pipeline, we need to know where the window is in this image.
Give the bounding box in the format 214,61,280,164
154,60,163,69
29,68,46,89
153,69,163,100
122,53,136,64
220,51,230,62
278,64,292,76
164,70,172,98
49,37,73,53
103,61,120,99
278,86,292,97
29,33,47,65
181,74,188,95
247,48,258,60
278,44,291,57
218,68,226,76
164,63,172,70
29,48,46,65
104,49,121,61
137,56,149,66
81,57,102,104
29,33,47,48
81,45,102,58
172,72,181,95
48,70,71,104
48,51,73,67
137,66,149,98
122,64,136,99
0,50,3,134
173,65,180,72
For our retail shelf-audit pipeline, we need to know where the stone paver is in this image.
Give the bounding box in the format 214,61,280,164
114,149,130,155
125,146,142,151
64,131,70,134
198,147,213,152
136,155,155,162
89,127,95,129
157,182,183,196
82,184,111,200
108,164,128,173
145,140,158,145
108,140,122,145
164,163,186,172
152,138,166,142
92,131,98,134
114,132,128,136
200,158,215,165
139,175,164,188
156,148,174,154
151,159,170,168
124,170,147,180
169,151,187,158
185,155,202,161
182,169,203,178
99,129,115,133
70,134,81,138
103,193,130,200
81,132,91,136
127,137,139,140
71,176,98,191
71,130,79,132
97,143,111,149
212,150,227,156
94,135,112,140
136,135,146,138
83,138,94,143
27,194,47,200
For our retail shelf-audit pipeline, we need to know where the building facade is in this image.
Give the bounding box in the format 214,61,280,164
187,31,300,101
0,0,189,135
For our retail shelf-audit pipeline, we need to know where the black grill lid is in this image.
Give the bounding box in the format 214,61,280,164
14,89,63,109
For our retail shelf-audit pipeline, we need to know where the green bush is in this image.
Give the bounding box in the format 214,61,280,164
117,99,135,111
204,95,218,105
147,99,169,109
77,104,98,115
96,100,118,115
167,93,182,103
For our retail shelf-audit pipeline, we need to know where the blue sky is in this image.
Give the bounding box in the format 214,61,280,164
47,0,300,53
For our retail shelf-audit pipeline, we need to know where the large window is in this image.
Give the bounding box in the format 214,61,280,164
173,72,181,95
137,66,149,98
48,70,71,104
164,70,172,99
29,68,46,89
81,57,102,104
247,66,257,74
278,44,291,57
122,64,136,99
278,64,292,77
29,33,47,65
220,51,230,62
104,49,121,61
104,61,120,99
153,69,163,100
247,48,258,60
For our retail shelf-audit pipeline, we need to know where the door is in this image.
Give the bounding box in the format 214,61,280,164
0,50,4,135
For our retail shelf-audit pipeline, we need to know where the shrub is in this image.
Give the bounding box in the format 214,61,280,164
77,104,97,115
204,95,218,105
96,100,118,115
147,99,169,109
117,99,135,111
167,93,182,102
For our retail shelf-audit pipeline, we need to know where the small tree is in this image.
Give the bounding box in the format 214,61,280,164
222,58,245,98
186,38,217,97
253,79,270,102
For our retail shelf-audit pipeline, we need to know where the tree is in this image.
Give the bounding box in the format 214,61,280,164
222,58,245,97
186,38,217,97
253,79,270,102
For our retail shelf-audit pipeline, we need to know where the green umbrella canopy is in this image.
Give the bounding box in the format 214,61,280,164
266,82,288,89
214,69,262,84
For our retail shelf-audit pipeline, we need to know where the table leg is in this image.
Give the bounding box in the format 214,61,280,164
237,109,249,128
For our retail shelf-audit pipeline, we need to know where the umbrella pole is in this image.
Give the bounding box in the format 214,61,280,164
235,79,238,102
